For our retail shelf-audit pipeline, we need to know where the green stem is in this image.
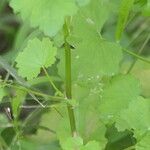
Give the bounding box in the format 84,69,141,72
5,83,65,102
127,19,149,46
126,34,150,73
42,67,64,97
28,76,61,85
63,19,77,136
122,48,150,64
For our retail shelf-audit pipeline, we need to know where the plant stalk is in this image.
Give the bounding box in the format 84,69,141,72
122,48,150,64
127,34,150,73
63,19,77,136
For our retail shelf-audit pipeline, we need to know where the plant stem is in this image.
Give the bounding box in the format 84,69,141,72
63,19,77,136
5,83,65,102
122,48,150,64
42,67,64,97
28,76,61,85
126,34,150,73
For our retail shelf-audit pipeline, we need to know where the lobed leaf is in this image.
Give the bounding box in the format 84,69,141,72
116,97,150,139
61,136,83,150
80,141,101,150
135,132,150,150
60,135,102,150
58,0,122,81
9,0,90,37
99,74,141,123
12,89,27,119
72,83,107,148
16,38,57,80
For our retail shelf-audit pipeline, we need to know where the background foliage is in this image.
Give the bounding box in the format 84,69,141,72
0,0,150,149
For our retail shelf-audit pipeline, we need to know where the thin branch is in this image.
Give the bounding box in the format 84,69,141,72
127,34,150,73
5,83,66,102
122,48,150,64
42,67,64,97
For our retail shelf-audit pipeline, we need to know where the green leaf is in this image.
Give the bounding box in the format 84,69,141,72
142,0,150,16
56,112,72,148
99,74,141,123
77,0,110,30
16,38,57,80
0,56,30,87
60,135,102,150
12,89,27,119
115,0,135,41
10,0,78,37
1,127,16,146
116,97,150,138
0,115,9,133
105,124,136,150
58,0,122,81
80,141,101,150
135,132,150,150
72,84,107,148
76,0,90,6
71,39,122,78
11,138,61,150
61,136,83,150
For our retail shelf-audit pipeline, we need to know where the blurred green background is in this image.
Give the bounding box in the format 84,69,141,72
0,0,150,149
